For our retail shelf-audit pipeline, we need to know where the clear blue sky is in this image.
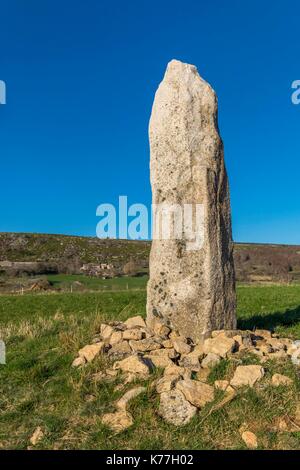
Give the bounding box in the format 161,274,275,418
1,0,299,244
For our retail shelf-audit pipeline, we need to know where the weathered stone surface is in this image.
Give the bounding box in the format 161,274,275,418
108,340,132,360
241,431,258,449
201,352,221,369
78,342,104,362
91,335,102,344
162,339,173,349
192,344,205,357
29,426,44,446
108,321,127,331
271,373,293,387
213,329,253,348
211,330,226,338
71,356,86,368
172,339,192,355
258,344,273,355
232,335,245,350
146,59,236,342
288,340,300,366
268,350,287,360
278,338,293,348
109,331,123,345
124,316,146,329
211,329,240,338
148,317,171,337
164,364,189,378
129,338,162,352
203,336,237,358
287,341,300,356
214,379,230,391
106,368,118,377
100,324,114,340
251,348,265,359
169,331,181,342
123,328,144,341
176,378,214,408
196,368,210,382
155,375,179,393
239,333,254,349
230,365,265,388
254,329,272,339
144,354,173,369
288,344,299,356
113,355,152,375
101,410,133,433
116,386,146,410
214,378,235,393
179,352,201,371
291,348,300,365
266,337,286,351
158,389,197,426
148,347,177,359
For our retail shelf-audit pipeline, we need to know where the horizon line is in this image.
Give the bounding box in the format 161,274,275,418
0,231,300,248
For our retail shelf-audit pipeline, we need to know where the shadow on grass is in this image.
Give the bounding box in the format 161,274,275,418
238,305,300,331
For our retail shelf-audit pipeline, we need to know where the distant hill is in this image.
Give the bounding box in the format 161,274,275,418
0,232,300,282
0,233,150,277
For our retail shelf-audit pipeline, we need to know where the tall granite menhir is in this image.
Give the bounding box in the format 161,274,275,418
147,60,236,342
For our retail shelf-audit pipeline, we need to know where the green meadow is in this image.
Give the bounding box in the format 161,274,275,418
0,279,300,449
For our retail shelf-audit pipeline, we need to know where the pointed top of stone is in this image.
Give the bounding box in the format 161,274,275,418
166,59,198,75
152,60,217,122
162,59,215,97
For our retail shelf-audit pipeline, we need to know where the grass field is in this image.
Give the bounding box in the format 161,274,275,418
0,281,300,449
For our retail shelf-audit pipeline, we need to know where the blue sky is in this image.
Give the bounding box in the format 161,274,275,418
0,0,299,244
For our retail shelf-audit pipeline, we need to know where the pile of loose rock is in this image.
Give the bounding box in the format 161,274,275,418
72,315,300,433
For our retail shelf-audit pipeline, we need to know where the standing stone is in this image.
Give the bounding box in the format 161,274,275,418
147,59,236,342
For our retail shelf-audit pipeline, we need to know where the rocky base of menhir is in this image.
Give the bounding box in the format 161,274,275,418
72,315,300,438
